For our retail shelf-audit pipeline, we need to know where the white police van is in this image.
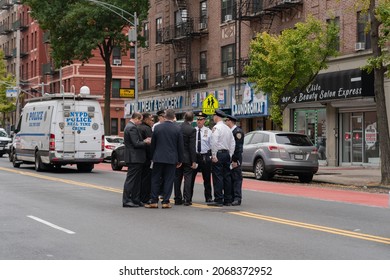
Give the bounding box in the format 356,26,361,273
12,87,104,172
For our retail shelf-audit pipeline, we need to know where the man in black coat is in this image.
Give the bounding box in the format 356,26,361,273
174,111,197,205
225,114,245,206
138,112,155,204
122,112,151,207
145,109,184,209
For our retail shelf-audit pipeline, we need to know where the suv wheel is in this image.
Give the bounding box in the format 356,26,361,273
298,173,314,183
254,158,269,180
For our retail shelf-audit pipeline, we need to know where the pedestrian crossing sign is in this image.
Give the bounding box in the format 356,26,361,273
202,94,219,115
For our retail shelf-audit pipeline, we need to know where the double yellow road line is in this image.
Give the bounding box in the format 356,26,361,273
2,166,389,245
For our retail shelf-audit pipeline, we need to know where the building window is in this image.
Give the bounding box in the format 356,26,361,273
130,79,135,89
221,44,235,76
357,11,371,49
112,46,122,65
156,62,162,87
174,58,187,86
200,51,207,75
156,17,163,44
221,0,236,23
111,118,118,136
120,118,126,132
143,66,149,90
175,9,188,38
112,79,121,98
130,45,135,59
200,1,208,26
327,17,340,52
143,22,149,47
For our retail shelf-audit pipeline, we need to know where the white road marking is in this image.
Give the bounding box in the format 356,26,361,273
27,215,75,234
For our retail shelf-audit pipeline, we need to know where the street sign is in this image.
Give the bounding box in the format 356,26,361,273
119,88,135,98
6,88,18,98
202,94,219,115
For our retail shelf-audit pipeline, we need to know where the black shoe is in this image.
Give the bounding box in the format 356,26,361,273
205,198,213,203
223,202,232,206
175,200,183,205
207,201,223,207
231,200,241,206
183,200,192,206
138,202,145,207
123,202,139,208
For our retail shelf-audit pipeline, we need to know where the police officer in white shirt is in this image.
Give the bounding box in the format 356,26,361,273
208,109,235,206
191,112,213,202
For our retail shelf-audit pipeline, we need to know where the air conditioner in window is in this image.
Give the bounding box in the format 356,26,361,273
199,73,207,80
113,59,122,65
282,0,293,3
227,67,234,75
355,42,365,51
225,14,233,22
199,22,207,30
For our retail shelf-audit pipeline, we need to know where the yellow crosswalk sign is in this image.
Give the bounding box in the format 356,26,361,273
202,94,219,115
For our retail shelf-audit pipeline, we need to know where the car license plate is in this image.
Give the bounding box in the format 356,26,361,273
294,154,304,160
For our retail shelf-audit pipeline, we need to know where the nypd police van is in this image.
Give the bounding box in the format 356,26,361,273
12,87,104,172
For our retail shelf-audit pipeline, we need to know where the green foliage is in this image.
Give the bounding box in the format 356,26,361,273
0,50,16,117
246,15,339,127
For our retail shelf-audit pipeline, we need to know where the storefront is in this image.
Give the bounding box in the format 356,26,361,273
283,68,377,166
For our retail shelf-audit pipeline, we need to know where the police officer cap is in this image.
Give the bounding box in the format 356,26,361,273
156,110,165,116
214,109,226,118
226,114,237,122
195,111,206,118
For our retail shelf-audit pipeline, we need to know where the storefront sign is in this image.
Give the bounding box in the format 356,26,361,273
124,95,183,116
232,83,268,117
281,69,374,104
119,88,134,98
365,124,377,145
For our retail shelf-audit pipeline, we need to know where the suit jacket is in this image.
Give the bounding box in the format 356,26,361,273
123,121,147,164
180,121,196,164
151,121,184,164
138,122,153,160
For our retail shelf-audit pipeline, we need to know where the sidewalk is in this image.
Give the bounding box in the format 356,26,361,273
314,166,383,187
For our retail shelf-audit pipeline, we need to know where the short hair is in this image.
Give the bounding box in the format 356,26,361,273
165,108,176,120
142,112,152,120
184,111,194,122
131,112,142,120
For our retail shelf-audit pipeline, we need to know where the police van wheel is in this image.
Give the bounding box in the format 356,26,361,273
35,152,47,172
12,153,20,168
77,163,94,172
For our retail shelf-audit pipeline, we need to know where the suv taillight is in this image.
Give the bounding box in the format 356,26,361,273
268,145,279,152
49,134,55,151
101,135,105,151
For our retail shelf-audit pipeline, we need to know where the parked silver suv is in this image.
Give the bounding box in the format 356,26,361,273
241,131,319,183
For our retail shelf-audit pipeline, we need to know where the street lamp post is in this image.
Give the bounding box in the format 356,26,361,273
86,0,139,112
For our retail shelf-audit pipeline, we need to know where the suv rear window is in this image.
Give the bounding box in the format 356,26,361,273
275,134,313,146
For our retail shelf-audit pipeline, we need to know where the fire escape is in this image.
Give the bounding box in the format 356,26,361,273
158,0,208,92
235,0,303,100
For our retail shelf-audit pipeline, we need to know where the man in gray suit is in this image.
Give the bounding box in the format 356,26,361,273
145,109,184,209
122,112,151,208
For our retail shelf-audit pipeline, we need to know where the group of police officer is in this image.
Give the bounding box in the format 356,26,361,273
194,109,244,207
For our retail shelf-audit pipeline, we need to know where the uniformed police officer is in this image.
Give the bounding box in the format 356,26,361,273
225,114,244,206
208,109,235,206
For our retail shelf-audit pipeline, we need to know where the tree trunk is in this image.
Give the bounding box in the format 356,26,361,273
370,0,390,185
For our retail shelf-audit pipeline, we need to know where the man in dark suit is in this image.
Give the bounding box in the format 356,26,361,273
225,114,245,206
122,112,151,207
145,109,184,209
138,112,154,204
174,111,197,206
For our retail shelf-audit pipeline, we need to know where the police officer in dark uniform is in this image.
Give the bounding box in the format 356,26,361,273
225,114,244,206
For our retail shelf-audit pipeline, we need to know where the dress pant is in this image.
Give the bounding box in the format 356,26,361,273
150,162,176,204
122,163,143,204
140,160,152,203
191,153,212,201
211,150,232,203
174,162,194,203
231,165,243,202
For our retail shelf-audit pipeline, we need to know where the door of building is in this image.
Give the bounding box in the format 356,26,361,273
351,114,363,163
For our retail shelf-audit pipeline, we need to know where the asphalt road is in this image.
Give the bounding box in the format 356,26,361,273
0,157,389,260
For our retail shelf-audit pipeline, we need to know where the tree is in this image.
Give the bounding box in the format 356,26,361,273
23,0,150,135
0,50,16,127
245,15,339,127
360,0,390,185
